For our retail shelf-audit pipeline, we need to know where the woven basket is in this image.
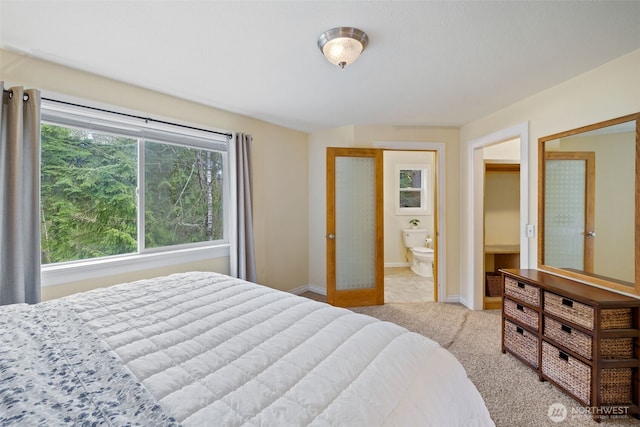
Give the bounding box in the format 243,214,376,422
542,341,591,404
504,320,539,368
504,277,540,307
601,338,634,360
544,292,594,330
544,316,592,360
485,273,503,297
504,298,539,330
600,368,633,405
601,308,632,329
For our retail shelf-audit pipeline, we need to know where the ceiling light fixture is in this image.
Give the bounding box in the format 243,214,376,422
317,27,369,69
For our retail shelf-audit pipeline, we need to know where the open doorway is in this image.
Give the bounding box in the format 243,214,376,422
383,150,436,303
464,123,529,310
483,158,521,309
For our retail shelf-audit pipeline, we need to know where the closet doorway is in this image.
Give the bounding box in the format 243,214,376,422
467,122,529,310
483,161,520,309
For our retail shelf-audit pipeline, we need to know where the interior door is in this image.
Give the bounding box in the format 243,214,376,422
543,152,595,272
326,147,383,307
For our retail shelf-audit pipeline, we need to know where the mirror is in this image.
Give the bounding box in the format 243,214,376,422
538,113,640,295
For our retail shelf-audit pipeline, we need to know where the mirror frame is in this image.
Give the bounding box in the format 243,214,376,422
538,112,640,296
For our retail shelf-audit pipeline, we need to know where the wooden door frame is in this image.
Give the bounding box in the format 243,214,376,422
326,147,384,307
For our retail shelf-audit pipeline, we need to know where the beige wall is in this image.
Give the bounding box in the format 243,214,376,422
308,125,461,300
460,48,640,303
1,48,309,297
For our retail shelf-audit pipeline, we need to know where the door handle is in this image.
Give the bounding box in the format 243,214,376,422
326,233,336,240
586,231,596,238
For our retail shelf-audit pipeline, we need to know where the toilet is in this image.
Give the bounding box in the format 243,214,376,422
402,229,434,278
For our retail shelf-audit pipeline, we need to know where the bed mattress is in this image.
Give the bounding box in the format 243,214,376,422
1,271,494,426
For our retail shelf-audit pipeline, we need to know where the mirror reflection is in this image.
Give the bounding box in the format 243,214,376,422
539,114,639,291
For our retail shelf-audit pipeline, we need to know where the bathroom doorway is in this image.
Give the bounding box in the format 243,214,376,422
382,149,437,303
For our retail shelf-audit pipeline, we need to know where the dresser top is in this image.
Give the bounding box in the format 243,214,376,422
501,269,640,306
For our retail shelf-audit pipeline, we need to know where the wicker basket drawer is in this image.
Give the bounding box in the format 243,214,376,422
504,276,540,307
601,338,634,360
504,319,539,368
544,316,592,360
504,298,539,330
601,308,633,329
544,292,594,330
600,368,633,405
542,341,591,404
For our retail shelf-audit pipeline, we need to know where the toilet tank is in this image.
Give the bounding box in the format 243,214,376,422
402,229,428,248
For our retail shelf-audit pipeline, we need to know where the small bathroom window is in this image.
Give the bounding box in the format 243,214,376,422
396,164,432,215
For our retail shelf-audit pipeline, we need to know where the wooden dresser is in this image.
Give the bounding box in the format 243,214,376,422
501,269,640,419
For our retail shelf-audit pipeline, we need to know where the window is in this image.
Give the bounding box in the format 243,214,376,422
396,165,432,215
40,100,231,277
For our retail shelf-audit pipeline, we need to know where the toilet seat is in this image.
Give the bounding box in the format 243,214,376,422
412,247,433,254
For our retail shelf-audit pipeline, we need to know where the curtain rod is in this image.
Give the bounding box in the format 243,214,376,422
42,97,233,139
3,89,233,139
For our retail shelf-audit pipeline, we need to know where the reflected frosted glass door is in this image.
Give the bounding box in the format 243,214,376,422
335,157,375,290
544,159,586,269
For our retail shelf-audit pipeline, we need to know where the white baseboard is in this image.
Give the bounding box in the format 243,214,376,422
440,295,460,304
384,262,411,268
288,285,309,295
289,284,327,296
309,284,327,295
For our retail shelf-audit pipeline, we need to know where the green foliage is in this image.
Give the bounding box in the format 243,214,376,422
40,124,224,264
144,142,224,248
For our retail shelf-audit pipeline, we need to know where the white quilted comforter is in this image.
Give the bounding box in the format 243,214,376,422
6,271,495,426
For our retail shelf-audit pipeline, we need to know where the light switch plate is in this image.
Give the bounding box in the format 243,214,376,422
526,224,535,238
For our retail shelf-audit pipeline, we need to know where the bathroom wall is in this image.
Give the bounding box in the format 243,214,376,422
383,151,436,267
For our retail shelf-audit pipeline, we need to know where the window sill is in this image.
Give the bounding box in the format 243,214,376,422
41,244,230,287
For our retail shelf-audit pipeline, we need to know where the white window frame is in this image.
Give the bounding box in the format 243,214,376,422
396,164,433,215
39,98,233,286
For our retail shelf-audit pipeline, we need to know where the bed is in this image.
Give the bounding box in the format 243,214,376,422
1,271,494,426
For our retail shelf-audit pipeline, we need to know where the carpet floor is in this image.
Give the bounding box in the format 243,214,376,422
302,293,640,426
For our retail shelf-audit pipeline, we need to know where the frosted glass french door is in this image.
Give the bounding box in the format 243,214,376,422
326,148,383,307
543,152,595,272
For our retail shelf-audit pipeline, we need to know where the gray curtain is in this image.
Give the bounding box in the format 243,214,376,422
235,133,257,282
0,83,41,305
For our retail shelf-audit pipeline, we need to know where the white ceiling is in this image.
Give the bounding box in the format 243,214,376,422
2,1,640,133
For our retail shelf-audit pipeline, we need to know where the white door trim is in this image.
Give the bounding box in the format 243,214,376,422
464,122,529,310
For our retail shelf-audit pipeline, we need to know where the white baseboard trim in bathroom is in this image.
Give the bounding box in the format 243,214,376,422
384,262,411,268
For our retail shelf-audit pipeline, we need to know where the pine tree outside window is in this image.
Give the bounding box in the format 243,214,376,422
40,100,230,270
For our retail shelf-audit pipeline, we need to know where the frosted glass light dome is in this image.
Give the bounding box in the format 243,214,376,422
318,27,369,69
